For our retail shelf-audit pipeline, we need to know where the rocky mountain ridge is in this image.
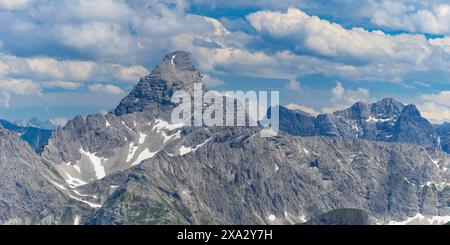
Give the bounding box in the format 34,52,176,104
0,119,52,152
278,98,442,152
0,51,449,225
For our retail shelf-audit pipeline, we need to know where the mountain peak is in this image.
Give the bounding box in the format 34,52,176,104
144,50,201,88
373,98,404,109
112,51,202,117
370,98,405,119
400,104,422,118
376,97,401,105
161,51,194,70
333,101,370,119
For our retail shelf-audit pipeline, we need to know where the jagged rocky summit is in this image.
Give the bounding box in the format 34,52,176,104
278,98,442,152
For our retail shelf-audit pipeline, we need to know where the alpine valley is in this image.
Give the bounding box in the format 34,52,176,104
1,51,449,225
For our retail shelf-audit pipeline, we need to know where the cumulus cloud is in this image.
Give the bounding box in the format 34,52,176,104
41,81,82,90
1,1,449,86
0,0,33,11
66,0,133,22
87,83,126,95
417,102,450,124
247,8,432,65
0,78,41,95
202,74,224,87
0,78,41,107
0,54,148,84
58,22,137,60
370,1,450,35
322,82,370,113
420,91,450,107
285,79,301,91
285,103,320,116
417,91,450,123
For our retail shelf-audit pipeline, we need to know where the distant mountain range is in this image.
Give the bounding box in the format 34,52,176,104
4,97,449,155
277,98,448,153
0,119,52,152
0,117,66,152
15,117,66,130
0,51,449,225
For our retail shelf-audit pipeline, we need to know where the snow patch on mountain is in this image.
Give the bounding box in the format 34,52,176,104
179,138,212,156
266,214,277,223
126,142,139,162
72,189,98,199
425,181,450,191
130,148,159,167
138,132,147,144
121,121,133,131
49,180,67,191
366,116,393,123
73,165,81,173
74,215,80,225
152,119,184,132
61,169,87,188
388,213,450,225
79,148,106,180
68,195,102,208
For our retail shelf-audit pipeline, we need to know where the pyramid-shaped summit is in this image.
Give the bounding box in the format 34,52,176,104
112,51,203,116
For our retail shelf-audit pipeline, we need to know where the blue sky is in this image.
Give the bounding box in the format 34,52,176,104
1,0,450,124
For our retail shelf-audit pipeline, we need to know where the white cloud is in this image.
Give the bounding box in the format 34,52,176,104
416,91,450,123
247,8,432,65
202,74,224,87
370,2,450,35
285,79,301,91
429,36,450,54
87,83,126,95
0,54,148,83
322,82,370,113
2,1,449,86
417,102,450,124
0,78,40,95
58,22,136,59
331,82,345,102
0,78,41,108
115,65,149,83
0,0,33,11
420,91,450,107
67,0,133,22
285,103,320,116
41,81,82,90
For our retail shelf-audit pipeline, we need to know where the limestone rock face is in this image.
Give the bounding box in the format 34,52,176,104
0,126,70,224
112,51,202,118
278,98,440,151
84,130,450,225
0,119,52,153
